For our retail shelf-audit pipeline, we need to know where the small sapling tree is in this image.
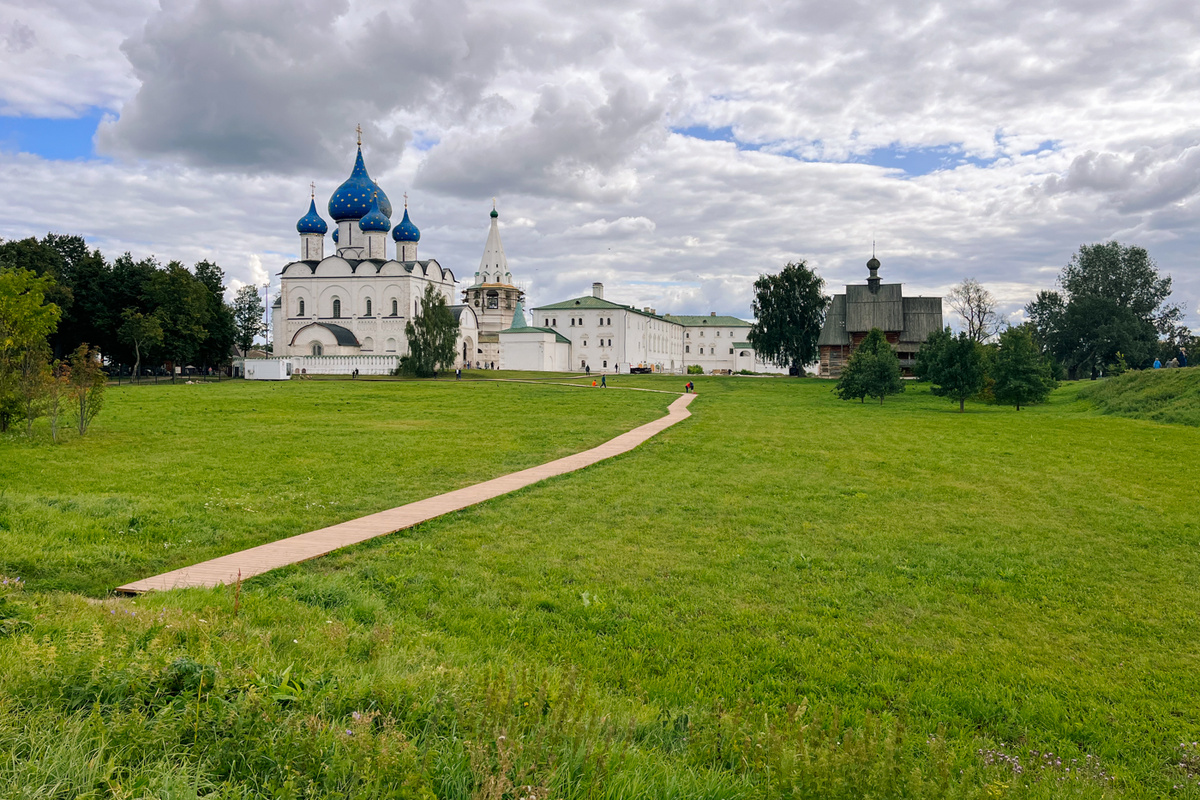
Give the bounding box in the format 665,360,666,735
398,284,459,377
918,327,986,412
837,328,903,404
68,344,105,435
46,361,69,442
119,307,163,381
992,326,1058,410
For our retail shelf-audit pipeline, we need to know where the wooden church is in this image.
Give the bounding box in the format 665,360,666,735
816,256,943,378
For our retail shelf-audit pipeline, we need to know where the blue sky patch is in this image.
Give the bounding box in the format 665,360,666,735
854,144,1000,177
0,108,107,160
671,125,762,151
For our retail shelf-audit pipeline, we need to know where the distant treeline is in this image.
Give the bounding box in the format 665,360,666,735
0,234,260,372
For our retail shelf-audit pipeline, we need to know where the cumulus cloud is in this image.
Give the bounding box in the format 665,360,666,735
3,0,1200,330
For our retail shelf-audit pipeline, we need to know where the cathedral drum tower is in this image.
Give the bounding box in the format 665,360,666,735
463,202,523,366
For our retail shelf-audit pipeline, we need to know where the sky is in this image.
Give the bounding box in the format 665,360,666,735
1,0,1198,330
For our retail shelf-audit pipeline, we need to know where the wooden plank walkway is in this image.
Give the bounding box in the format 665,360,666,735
116,391,696,594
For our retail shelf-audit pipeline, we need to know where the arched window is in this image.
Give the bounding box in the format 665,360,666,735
332,298,341,318
685,345,690,353
603,360,607,368
298,298,305,316
552,318,557,326
740,351,748,357
486,290,499,309
386,337,397,352
414,299,419,316
365,298,372,317
391,298,398,316
311,342,323,356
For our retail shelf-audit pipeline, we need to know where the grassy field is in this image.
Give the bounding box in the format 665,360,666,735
2,374,1199,798
0,376,670,594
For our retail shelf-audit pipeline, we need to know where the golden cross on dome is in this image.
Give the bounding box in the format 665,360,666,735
309,181,315,199
404,191,408,208
355,123,362,146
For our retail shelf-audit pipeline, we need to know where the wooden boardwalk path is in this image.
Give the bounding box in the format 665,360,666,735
116,391,695,594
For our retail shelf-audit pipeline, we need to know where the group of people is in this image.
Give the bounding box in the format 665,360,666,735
1153,346,1189,370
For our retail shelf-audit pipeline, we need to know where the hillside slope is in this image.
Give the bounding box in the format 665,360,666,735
1079,366,1200,426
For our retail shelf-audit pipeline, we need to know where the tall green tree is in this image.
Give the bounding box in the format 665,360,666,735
0,267,61,432
1026,242,1180,376
748,261,829,375
193,260,236,370
836,328,903,405
145,261,209,372
992,326,1058,410
915,327,986,412
398,284,460,378
232,284,266,354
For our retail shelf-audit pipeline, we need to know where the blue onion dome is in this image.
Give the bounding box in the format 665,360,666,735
296,198,328,234
392,207,420,242
358,193,391,233
328,147,393,221
332,228,339,243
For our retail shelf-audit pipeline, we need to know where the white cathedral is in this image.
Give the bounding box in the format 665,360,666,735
268,139,768,375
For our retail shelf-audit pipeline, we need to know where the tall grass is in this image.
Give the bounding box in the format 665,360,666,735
1079,366,1200,426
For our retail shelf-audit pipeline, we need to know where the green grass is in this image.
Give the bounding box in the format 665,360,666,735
2,374,1199,798
0,377,670,594
1079,366,1200,426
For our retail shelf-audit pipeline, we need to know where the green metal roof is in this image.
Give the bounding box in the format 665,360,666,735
733,341,753,348
662,314,752,327
500,325,572,344
533,295,680,323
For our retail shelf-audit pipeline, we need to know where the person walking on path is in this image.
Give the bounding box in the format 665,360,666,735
456,367,462,380
601,374,606,388
586,364,591,376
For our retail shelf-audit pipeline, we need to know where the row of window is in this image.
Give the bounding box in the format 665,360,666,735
581,339,613,347
297,298,417,319
558,317,615,327
685,330,737,338
685,346,739,355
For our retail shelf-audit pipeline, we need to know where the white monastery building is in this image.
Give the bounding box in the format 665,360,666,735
264,138,768,376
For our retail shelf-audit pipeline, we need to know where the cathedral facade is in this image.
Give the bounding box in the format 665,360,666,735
272,140,478,364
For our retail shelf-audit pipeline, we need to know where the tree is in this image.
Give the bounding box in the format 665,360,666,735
193,260,236,371
68,344,105,436
119,308,164,380
1025,242,1180,377
0,267,61,432
232,284,266,354
145,261,209,375
992,326,1058,410
748,261,829,374
17,341,50,437
915,327,986,412
836,328,903,405
398,284,460,377
947,278,1000,343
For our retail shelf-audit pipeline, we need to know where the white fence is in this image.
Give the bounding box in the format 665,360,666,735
237,355,401,377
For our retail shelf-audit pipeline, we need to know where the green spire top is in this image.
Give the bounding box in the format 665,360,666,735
510,299,526,328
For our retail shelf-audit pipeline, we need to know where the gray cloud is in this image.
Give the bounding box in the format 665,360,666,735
3,0,1199,332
